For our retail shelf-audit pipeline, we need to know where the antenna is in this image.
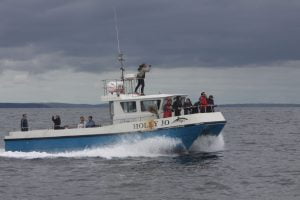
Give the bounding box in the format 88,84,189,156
113,7,125,81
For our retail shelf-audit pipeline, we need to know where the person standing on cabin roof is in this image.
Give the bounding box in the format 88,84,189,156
21,114,29,131
173,96,183,116
134,63,151,95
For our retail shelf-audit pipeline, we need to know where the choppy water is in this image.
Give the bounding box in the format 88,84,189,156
0,107,299,200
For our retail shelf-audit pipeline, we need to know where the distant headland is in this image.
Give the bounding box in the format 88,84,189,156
0,103,106,108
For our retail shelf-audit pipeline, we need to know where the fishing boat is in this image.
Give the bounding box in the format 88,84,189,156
4,13,226,152
4,66,226,152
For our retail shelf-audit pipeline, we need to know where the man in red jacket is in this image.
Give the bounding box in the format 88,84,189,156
200,92,208,113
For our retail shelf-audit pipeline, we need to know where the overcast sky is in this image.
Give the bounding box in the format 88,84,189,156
0,0,300,104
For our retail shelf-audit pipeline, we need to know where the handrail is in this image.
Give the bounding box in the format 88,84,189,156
10,105,218,133
103,78,140,96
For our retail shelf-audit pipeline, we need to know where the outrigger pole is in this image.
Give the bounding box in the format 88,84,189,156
113,7,125,81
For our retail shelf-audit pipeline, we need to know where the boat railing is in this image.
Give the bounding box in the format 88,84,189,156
113,105,218,124
102,76,139,96
10,105,218,133
181,105,216,113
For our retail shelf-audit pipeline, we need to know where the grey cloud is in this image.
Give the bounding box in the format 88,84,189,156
0,0,300,74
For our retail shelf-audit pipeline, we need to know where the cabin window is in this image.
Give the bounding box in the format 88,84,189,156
120,101,137,113
141,100,161,112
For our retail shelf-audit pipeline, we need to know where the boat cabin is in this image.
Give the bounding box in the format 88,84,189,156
101,77,186,124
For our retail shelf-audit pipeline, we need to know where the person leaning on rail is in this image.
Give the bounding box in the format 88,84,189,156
183,98,193,115
86,116,96,128
78,116,86,128
172,96,183,116
207,95,215,112
52,115,63,129
21,114,29,131
200,92,208,113
163,97,173,118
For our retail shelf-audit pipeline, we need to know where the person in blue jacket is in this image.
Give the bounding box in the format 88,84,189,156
86,116,96,128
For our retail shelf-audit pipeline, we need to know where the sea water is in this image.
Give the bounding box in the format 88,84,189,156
0,107,299,200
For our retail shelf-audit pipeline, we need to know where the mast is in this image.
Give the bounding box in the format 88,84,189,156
114,7,125,81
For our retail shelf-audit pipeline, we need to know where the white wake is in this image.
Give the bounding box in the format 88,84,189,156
0,133,225,159
0,136,181,159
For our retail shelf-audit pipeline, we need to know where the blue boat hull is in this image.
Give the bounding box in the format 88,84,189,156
4,123,225,152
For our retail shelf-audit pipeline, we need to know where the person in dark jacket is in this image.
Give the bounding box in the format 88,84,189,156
52,115,62,130
86,116,96,128
172,96,182,116
207,95,215,112
193,98,201,113
21,114,29,131
183,98,193,115
134,63,151,95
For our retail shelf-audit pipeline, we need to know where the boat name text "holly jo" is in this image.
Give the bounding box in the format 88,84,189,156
133,119,170,129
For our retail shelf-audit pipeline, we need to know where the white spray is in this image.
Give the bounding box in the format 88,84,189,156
190,133,225,152
0,136,181,159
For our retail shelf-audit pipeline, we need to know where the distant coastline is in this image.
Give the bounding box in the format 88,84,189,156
0,103,299,108
0,103,106,108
